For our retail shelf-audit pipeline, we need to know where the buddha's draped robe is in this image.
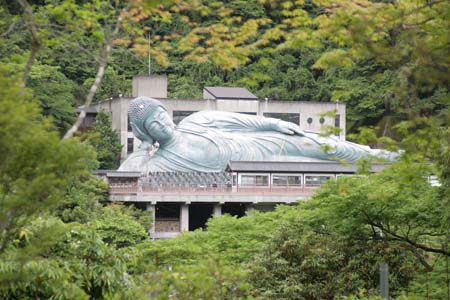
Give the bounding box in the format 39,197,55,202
119,111,397,172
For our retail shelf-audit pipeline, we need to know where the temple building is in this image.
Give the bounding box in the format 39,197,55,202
87,75,388,239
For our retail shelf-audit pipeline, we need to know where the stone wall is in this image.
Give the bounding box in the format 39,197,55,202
155,219,180,232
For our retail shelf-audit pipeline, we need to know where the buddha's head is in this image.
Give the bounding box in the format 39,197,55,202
128,97,175,144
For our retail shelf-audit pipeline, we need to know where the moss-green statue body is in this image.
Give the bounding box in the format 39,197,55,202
119,97,398,172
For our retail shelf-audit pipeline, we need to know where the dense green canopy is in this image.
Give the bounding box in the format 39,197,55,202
0,0,448,299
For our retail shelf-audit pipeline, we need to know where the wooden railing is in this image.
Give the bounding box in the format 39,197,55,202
109,184,317,196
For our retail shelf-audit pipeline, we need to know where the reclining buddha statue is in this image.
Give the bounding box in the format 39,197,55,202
119,97,399,172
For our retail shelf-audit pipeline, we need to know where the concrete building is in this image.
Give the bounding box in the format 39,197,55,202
105,161,390,239
92,75,346,162
88,74,358,239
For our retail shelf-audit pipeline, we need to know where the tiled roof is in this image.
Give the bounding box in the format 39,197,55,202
106,171,142,178
226,160,389,173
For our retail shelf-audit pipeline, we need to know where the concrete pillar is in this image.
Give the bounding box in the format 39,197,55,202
180,203,189,232
246,203,255,215
146,203,156,238
213,204,222,216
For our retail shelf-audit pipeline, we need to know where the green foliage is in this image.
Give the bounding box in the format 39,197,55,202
53,223,130,299
0,63,140,299
28,63,76,133
83,66,131,102
246,159,449,299
130,260,252,300
82,110,122,170
0,65,93,252
407,255,450,300
57,175,108,224
134,210,283,271
308,162,446,249
91,204,148,248
56,175,150,248
250,225,416,299
121,211,287,299
0,217,132,299
312,0,450,138
0,258,88,300
1,1,449,299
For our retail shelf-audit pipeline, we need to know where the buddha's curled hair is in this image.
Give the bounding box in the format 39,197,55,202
128,96,165,131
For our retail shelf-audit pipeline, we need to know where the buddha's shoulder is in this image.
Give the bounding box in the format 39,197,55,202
118,150,151,171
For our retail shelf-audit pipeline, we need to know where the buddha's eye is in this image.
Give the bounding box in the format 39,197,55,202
151,121,158,128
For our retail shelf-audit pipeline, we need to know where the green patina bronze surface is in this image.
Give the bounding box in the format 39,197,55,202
119,97,399,172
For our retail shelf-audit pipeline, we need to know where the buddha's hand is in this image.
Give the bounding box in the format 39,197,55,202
138,141,153,151
276,120,305,136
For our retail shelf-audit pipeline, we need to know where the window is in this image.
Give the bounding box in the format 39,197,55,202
319,117,325,124
264,113,300,125
173,111,197,125
232,174,237,186
127,138,134,154
335,114,340,128
240,175,269,186
307,117,313,124
127,114,132,132
304,175,333,187
272,175,302,186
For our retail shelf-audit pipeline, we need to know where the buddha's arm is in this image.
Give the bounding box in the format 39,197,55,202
182,111,304,135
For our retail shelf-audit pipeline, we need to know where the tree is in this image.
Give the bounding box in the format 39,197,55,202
1,0,173,139
0,65,93,253
83,66,131,103
91,204,148,248
0,63,136,300
56,175,109,224
0,217,132,299
129,259,251,300
82,110,122,170
309,0,450,141
250,223,417,299
134,211,283,270
28,63,77,133
295,162,449,298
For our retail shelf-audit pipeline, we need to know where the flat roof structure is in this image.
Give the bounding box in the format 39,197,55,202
203,87,258,100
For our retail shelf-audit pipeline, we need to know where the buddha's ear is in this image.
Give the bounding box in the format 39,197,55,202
131,122,153,144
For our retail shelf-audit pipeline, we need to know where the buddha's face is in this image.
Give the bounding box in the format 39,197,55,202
144,106,175,142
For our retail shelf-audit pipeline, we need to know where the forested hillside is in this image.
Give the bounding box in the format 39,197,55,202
2,0,448,135
0,0,449,299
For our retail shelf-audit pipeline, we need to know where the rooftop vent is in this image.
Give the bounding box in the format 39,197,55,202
132,75,168,98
